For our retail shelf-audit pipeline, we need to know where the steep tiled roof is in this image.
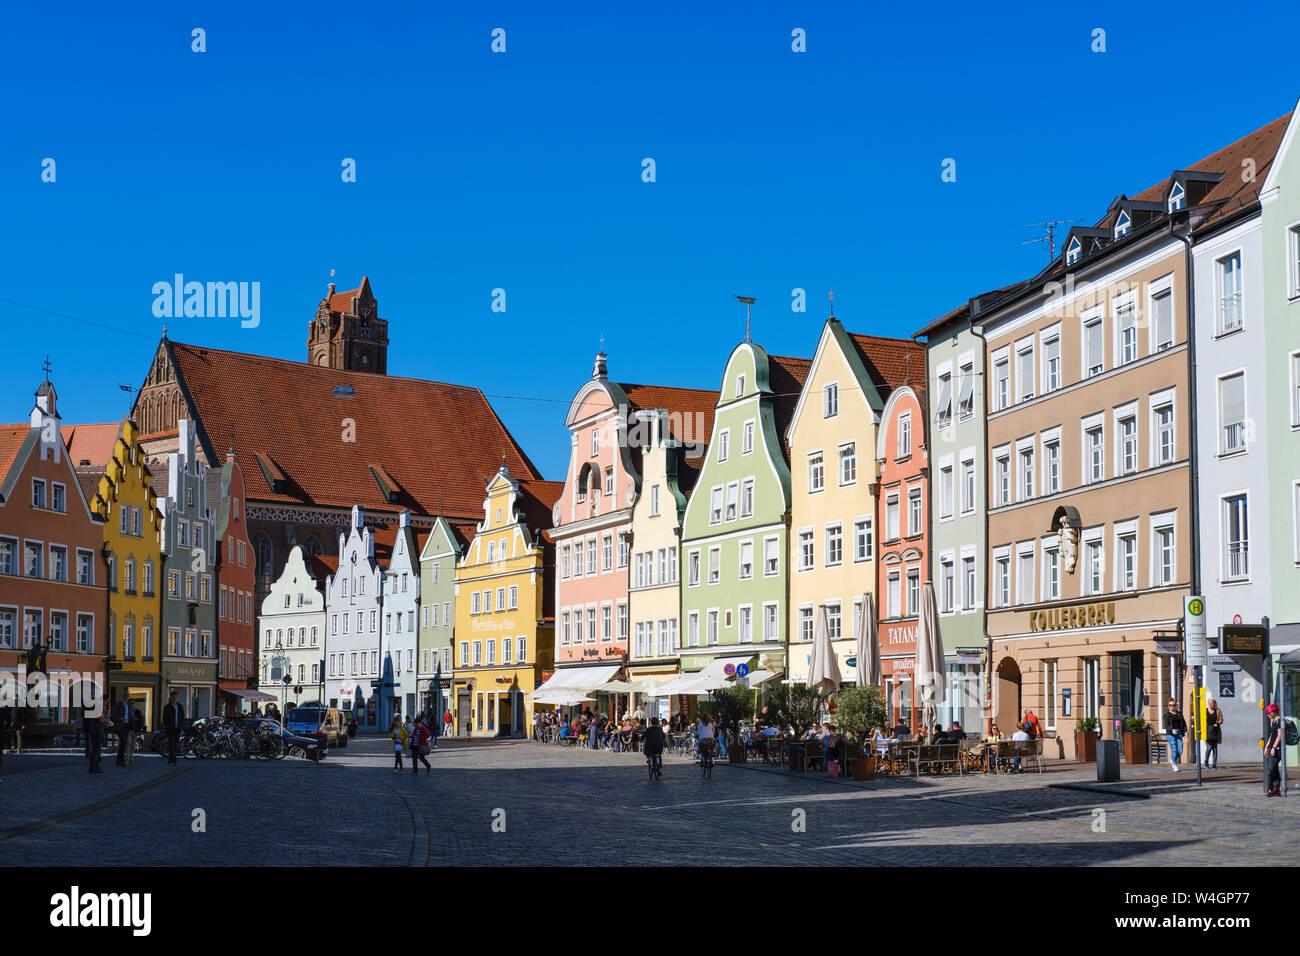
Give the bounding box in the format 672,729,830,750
518,479,564,533
847,334,926,405
618,383,718,456
309,554,339,584
325,277,368,314
768,354,813,442
0,425,29,485
62,422,123,468
75,466,107,511
160,340,541,520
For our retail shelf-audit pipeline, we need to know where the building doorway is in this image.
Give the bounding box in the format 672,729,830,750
995,657,1021,732
498,694,513,737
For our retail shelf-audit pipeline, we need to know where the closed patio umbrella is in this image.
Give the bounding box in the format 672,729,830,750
806,605,842,695
855,592,881,689
916,581,946,736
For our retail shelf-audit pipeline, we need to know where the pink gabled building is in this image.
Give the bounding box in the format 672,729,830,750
541,350,715,712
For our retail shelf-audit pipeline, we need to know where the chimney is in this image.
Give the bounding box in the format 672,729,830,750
351,504,364,530
399,508,410,529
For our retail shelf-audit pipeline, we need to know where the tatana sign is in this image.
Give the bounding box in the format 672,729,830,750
1027,602,1116,632
1184,596,1207,668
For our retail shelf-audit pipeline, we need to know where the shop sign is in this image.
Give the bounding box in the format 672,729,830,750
883,622,916,645
1209,656,1241,672
1028,602,1117,632
1153,639,1182,657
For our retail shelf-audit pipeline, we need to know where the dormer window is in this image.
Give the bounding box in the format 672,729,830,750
1065,237,1082,266
1168,183,1185,212
1114,211,1131,239
736,374,746,396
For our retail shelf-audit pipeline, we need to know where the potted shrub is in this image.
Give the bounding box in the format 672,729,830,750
711,684,755,763
1075,717,1099,762
832,685,887,780
1122,716,1148,764
765,683,829,770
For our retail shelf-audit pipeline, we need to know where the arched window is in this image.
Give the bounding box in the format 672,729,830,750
254,532,274,584
305,537,323,558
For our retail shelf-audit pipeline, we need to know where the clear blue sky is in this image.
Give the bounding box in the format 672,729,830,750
3,0,1297,479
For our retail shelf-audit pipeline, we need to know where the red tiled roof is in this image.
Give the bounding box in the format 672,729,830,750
768,354,813,442
75,466,107,511
62,422,123,468
325,277,368,314
0,425,29,485
1130,112,1292,232
847,334,927,405
518,479,564,532
309,554,339,583
161,340,541,520
618,383,718,456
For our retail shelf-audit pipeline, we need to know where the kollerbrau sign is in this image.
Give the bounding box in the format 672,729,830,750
1028,602,1117,632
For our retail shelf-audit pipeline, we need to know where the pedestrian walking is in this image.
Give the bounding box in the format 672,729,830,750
1163,698,1187,772
390,717,408,773
113,692,133,766
1265,703,1284,796
1203,698,1224,770
410,714,432,775
0,708,10,777
163,690,184,765
443,710,452,738
125,706,144,765
85,696,108,774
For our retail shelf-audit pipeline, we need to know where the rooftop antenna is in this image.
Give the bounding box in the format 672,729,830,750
1021,220,1081,261
828,289,835,320
734,295,756,343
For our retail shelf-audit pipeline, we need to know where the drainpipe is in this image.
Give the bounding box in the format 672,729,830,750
967,311,992,734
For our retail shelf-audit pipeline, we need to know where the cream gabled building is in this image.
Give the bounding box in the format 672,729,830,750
785,317,924,683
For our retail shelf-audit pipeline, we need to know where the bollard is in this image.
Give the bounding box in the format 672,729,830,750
1097,738,1120,782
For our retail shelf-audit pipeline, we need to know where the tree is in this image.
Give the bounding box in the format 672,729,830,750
711,684,755,745
833,685,887,745
765,684,828,739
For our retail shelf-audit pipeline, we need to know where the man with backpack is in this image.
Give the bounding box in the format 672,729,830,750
1022,710,1041,739
409,714,432,775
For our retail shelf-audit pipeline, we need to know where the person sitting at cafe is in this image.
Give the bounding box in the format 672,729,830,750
762,723,781,737
948,721,966,741
803,722,821,741
1007,721,1030,772
891,720,911,739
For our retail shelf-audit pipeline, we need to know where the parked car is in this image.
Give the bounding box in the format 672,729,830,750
286,706,348,747
249,718,326,760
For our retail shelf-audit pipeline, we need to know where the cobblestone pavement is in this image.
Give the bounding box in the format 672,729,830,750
1,740,1295,866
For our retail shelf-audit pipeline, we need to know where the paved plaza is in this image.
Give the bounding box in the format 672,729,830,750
0,738,1295,866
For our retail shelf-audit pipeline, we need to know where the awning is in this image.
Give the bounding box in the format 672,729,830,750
224,688,277,702
529,664,622,697
738,669,778,686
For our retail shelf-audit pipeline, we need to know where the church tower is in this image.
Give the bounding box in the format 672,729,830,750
307,276,389,374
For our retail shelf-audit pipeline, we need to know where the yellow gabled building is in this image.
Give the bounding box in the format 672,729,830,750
77,419,165,727
452,468,560,737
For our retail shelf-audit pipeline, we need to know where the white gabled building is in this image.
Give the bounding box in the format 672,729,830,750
324,506,385,732
258,545,329,711
381,509,424,726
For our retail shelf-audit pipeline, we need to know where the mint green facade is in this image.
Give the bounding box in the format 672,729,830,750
680,343,794,678
418,517,463,718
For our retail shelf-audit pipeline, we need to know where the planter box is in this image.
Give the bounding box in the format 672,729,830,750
1075,731,1098,762
1122,730,1148,764
728,746,745,764
850,756,876,781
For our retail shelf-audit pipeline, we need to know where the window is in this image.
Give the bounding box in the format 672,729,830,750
518,637,527,663
25,542,43,579
587,606,598,643
1085,425,1104,483
936,371,952,426
634,622,646,657
808,453,824,493
1018,447,1034,502
939,465,954,518
1017,549,1034,605
739,540,754,579
1223,494,1249,581
32,479,46,510
487,639,496,665
1152,288,1174,351
740,479,754,518
725,483,738,521
839,443,857,485
497,586,507,611
1293,353,1300,427
1154,402,1176,465
618,534,629,569
1114,210,1131,239
1117,530,1137,591
1218,252,1243,334
958,361,975,419
763,604,778,642
1219,373,1247,454
825,524,843,566
994,453,1010,507
49,611,67,652
561,611,570,645
604,468,614,495
708,547,720,584
764,537,779,576
1038,436,1059,495
940,558,954,612
736,374,746,396
885,495,899,540
634,553,645,588
799,607,814,643
50,545,68,583
687,612,700,648
53,484,66,513
602,534,612,571
1066,236,1082,265
796,528,815,571
561,545,570,580
77,550,93,586
77,614,92,654
1117,299,1138,365
742,420,755,455
738,606,753,643
961,458,975,513
907,488,922,536
649,484,660,516
688,550,700,587
992,352,1010,411
0,537,14,576
471,592,481,615
1043,545,1060,600
591,429,599,456
1084,314,1104,377
1168,182,1185,212
854,519,873,562
1016,342,1034,401
1042,332,1061,392
473,641,482,665
586,538,596,573
898,412,912,458
706,610,719,646
962,555,976,610
1084,537,1104,596
710,487,723,524
0,608,15,649
826,602,842,641
485,590,494,613
1152,516,1176,587
887,572,901,618
993,555,1010,608
717,429,730,463
824,383,839,418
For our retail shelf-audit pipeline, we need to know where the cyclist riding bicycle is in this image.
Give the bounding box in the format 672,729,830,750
643,718,666,778
697,713,717,760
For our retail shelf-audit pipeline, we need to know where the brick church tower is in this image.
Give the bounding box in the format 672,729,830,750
307,276,388,374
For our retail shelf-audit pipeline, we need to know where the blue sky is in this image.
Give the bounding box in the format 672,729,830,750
3,0,1297,479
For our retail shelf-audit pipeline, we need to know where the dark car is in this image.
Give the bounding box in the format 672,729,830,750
249,718,326,761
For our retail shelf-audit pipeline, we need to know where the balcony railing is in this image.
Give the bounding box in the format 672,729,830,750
1219,293,1243,333
1222,421,1247,454
1225,541,1250,580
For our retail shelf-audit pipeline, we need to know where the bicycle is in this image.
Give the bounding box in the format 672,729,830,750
646,750,663,781
699,738,715,779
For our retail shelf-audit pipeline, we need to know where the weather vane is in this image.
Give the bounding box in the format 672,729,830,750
734,295,756,343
